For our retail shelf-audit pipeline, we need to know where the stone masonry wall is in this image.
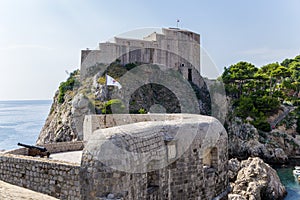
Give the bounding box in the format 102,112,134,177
81,114,229,200
41,141,84,154
0,153,81,200
80,28,200,80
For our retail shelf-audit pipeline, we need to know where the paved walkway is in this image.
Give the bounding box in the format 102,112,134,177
270,106,296,128
0,180,58,200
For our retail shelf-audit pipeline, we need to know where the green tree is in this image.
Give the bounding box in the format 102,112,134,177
222,62,257,97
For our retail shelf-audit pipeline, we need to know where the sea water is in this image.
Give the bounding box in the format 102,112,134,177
0,100,52,150
276,167,300,199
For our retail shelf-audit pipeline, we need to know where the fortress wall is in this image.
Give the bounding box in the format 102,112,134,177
83,114,180,141
6,147,28,155
0,153,81,200
41,141,84,154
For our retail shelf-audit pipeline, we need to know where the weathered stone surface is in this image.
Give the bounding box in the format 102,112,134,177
227,117,292,163
71,94,93,140
36,83,94,145
228,158,241,181
228,194,246,200
80,114,229,200
0,153,81,199
229,157,286,200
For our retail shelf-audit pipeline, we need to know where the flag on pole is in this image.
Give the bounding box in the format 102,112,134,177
106,74,122,89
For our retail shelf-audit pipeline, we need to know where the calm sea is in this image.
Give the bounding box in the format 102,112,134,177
276,167,300,200
0,100,52,150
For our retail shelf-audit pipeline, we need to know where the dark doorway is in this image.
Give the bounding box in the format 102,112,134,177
188,68,192,81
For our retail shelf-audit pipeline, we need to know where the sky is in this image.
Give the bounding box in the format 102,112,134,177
0,0,299,100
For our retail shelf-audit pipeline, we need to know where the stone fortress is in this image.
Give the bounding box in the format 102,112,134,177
81,27,211,116
81,28,203,89
0,28,229,200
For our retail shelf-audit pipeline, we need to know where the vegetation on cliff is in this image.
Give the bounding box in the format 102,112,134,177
58,70,80,104
221,55,300,132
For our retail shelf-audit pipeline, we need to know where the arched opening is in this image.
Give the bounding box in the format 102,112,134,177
129,83,181,113
203,147,218,168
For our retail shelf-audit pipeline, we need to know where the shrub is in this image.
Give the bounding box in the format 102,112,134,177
101,99,125,114
97,76,106,85
252,118,271,132
58,70,80,103
138,108,147,114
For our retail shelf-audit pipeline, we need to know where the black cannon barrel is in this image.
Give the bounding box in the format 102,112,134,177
17,143,47,152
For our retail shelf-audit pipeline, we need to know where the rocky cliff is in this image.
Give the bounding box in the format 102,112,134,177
36,63,211,145
227,116,300,163
36,71,95,145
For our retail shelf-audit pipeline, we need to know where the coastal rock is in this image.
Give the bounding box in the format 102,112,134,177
228,194,246,200
71,93,93,140
228,158,241,181
273,148,288,163
36,91,76,145
228,117,291,163
36,72,94,145
37,65,212,144
230,157,286,200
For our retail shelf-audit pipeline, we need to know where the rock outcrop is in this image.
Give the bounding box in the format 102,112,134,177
227,117,299,163
229,157,286,200
228,158,241,182
37,64,211,145
36,72,94,145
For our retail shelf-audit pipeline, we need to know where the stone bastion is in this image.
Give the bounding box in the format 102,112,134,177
81,114,229,200
0,114,229,200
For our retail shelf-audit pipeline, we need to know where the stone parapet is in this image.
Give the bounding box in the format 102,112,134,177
0,153,81,200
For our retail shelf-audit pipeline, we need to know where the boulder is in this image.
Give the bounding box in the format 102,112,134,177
228,194,246,200
230,157,286,200
71,93,93,140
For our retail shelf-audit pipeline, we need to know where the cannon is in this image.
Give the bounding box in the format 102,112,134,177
17,143,50,158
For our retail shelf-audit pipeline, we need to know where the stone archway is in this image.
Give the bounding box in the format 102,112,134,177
129,83,181,114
